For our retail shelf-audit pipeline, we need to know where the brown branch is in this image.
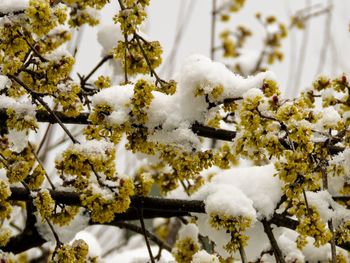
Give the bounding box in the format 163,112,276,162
123,33,129,83
6,187,350,253
0,107,347,154
262,220,286,263
0,109,237,142
9,187,206,213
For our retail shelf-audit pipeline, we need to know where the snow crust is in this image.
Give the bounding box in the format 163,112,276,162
191,250,220,263
233,49,260,76
318,106,341,127
0,75,10,90
276,228,349,262
74,231,102,258
91,54,274,150
0,95,35,152
92,84,134,126
178,223,199,241
192,164,282,259
7,129,28,153
306,190,350,228
0,0,28,13
194,164,282,219
0,94,36,116
97,25,122,55
68,139,114,158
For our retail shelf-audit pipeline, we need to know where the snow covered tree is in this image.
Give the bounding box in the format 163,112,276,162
0,0,349,262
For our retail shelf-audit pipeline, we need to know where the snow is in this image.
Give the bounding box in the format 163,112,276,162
328,149,350,196
275,229,305,262
276,228,349,262
68,139,114,158
321,88,335,101
191,250,220,263
7,129,28,153
0,75,10,90
178,223,199,241
204,184,256,219
179,54,275,102
195,164,283,219
344,148,350,173
105,245,173,262
266,23,281,35
191,165,284,259
44,48,72,61
0,94,36,117
91,54,274,150
0,0,28,13
91,84,134,126
318,106,341,127
306,191,334,222
195,213,231,258
233,49,260,76
243,87,264,100
97,25,123,55
306,191,350,229
74,231,102,257
85,7,100,21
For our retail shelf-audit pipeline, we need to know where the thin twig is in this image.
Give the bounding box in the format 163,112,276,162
28,142,55,189
137,206,156,263
18,31,48,63
7,74,79,144
302,189,311,216
36,123,52,155
123,33,129,83
46,218,62,247
211,0,217,60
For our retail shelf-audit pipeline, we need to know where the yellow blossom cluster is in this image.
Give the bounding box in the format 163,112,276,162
172,237,200,263
209,213,252,253
113,39,163,77
50,239,97,263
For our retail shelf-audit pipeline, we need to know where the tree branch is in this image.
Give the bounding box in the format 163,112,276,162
262,219,286,263
6,187,350,253
0,109,237,142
